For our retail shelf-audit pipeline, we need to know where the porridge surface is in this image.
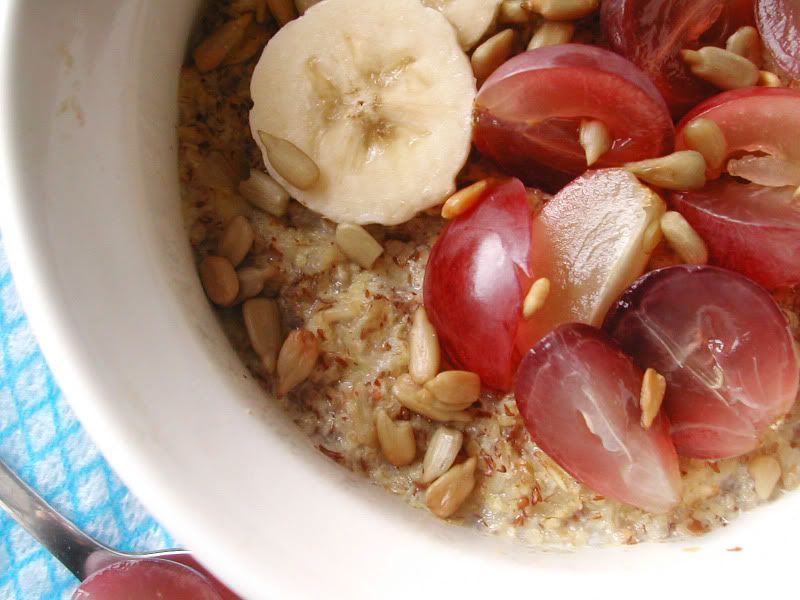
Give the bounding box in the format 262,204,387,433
179,0,800,547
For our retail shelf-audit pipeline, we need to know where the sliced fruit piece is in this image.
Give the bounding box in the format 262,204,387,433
604,265,799,459
757,0,800,83
516,169,665,352
249,0,476,225
601,0,754,117
424,178,533,391
675,88,800,288
473,45,674,192
75,559,222,600
421,0,502,50
514,323,682,513
672,181,800,288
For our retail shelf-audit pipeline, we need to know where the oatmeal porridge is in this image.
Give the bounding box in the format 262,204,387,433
179,0,800,547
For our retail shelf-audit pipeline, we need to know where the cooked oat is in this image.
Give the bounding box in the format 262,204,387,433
180,0,800,547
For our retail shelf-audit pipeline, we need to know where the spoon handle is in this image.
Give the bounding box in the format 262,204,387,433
0,457,118,579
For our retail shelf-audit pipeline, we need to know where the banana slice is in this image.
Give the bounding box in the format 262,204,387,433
422,0,502,50
249,0,476,225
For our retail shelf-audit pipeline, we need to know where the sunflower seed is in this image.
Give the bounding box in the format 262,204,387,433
236,265,278,302
527,20,575,49
523,277,551,319
193,14,253,72
441,179,492,219
725,26,761,66
682,118,727,172
758,70,783,87
422,428,464,483
335,223,383,269
471,29,516,84
375,408,417,466
240,170,290,217
526,0,598,20
425,457,477,518
660,211,709,265
681,47,759,90
579,119,612,167
748,455,782,500
640,368,666,429
218,216,255,267
258,131,320,190
243,298,282,373
409,307,441,385
625,151,707,191
266,0,297,25
499,0,531,24
200,255,239,306
424,371,481,410
276,329,319,395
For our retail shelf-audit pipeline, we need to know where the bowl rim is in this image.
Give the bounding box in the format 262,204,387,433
0,2,797,599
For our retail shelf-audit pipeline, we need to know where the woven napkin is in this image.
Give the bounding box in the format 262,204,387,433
0,233,173,599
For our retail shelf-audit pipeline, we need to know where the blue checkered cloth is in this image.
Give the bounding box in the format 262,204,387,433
0,233,174,599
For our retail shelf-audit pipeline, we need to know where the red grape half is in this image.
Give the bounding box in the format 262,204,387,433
515,323,682,513
604,265,799,459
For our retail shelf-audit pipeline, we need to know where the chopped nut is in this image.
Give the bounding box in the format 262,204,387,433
335,223,383,269
625,151,707,191
276,329,319,395
748,455,782,500
441,179,492,219
409,307,441,385
523,277,551,319
660,211,709,265
375,408,416,466
682,118,727,172
422,428,464,483
528,20,575,50
425,457,477,518
471,29,516,84
424,371,481,410
258,131,320,190
681,47,759,90
640,368,666,428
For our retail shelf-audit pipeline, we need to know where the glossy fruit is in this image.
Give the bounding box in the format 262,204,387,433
73,559,222,600
672,181,800,288
473,45,673,192
424,177,534,391
602,0,754,117
757,0,800,83
677,88,800,164
604,265,799,459
516,169,665,352
675,88,800,288
515,323,682,513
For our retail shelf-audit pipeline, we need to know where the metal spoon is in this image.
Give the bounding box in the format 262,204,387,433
0,457,238,598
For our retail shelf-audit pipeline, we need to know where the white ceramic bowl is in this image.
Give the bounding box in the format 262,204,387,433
0,2,793,598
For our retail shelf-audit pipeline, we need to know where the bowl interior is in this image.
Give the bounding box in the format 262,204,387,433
0,1,796,597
